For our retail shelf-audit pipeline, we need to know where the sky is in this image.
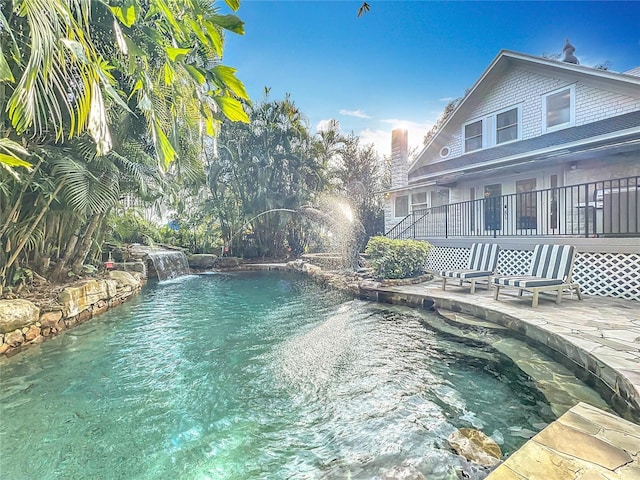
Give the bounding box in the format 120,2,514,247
221,1,640,158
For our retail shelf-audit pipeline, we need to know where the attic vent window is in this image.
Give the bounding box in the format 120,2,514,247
439,146,450,158
543,85,575,132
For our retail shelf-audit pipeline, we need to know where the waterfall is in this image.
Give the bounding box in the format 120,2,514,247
147,251,191,281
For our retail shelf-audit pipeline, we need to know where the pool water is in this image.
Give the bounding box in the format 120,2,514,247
0,272,594,479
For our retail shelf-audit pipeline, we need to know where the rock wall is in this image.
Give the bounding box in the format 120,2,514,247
0,271,143,357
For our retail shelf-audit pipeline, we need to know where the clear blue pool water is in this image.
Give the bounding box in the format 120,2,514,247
1,272,573,479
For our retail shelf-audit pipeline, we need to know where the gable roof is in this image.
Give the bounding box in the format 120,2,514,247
409,50,640,178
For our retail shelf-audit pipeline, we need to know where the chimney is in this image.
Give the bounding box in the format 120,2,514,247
562,38,579,65
391,129,408,188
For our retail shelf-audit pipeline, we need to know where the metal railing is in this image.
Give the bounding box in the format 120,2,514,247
386,176,640,240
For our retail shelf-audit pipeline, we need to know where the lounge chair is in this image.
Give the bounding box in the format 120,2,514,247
440,243,500,294
492,244,582,307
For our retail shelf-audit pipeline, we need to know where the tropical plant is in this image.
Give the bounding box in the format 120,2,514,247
0,0,249,292
332,133,385,241
209,93,332,257
365,236,431,279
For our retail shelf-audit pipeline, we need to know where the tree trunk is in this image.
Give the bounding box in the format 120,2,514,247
50,225,82,281
0,180,65,293
0,157,44,239
70,213,103,274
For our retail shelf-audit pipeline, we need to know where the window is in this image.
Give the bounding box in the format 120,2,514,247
431,189,449,207
543,86,575,132
411,192,428,210
496,108,518,144
516,178,537,230
463,105,521,152
394,195,408,217
464,120,483,152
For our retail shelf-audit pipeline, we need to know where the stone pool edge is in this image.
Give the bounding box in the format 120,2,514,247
359,282,640,424
0,270,144,357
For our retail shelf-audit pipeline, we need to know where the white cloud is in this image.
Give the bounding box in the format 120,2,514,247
439,97,455,102
358,128,394,157
315,118,338,133
339,109,371,119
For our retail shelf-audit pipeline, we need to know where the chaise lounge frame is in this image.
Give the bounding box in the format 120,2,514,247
492,244,582,308
440,243,500,294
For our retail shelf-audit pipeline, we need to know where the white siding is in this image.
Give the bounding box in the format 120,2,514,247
445,68,640,160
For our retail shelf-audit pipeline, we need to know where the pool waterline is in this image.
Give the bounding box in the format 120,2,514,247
0,271,608,479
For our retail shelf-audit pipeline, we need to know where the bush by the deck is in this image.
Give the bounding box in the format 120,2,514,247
365,237,431,280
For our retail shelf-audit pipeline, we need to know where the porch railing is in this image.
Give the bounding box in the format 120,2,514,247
386,176,640,240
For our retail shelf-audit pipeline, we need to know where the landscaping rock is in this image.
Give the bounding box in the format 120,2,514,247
4,329,24,348
58,280,117,317
302,263,322,275
39,310,63,328
215,257,240,268
448,428,502,467
108,270,140,292
188,254,218,269
24,325,40,342
0,299,40,334
93,299,109,316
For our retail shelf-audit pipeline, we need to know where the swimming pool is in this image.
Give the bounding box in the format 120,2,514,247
0,271,605,479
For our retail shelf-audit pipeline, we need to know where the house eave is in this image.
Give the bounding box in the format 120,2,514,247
382,180,438,195
409,127,640,186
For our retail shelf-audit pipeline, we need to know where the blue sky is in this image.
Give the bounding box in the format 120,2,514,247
222,1,640,157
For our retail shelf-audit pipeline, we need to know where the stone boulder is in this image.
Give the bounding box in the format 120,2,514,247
188,254,218,269
4,329,25,347
108,270,140,292
215,257,240,269
58,279,117,318
39,310,63,329
448,428,502,467
0,299,40,334
302,263,322,275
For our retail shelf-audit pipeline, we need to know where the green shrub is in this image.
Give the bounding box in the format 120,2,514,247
107,210,160,246
365,236,431,279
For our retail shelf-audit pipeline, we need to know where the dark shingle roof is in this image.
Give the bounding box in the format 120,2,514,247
411,110,640,179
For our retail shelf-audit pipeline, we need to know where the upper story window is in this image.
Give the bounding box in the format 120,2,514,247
463,105,521,153
464,120,483,152
496,108,518,144
543,85,575,133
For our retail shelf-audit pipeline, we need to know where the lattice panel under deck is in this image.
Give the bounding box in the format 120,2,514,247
494,249,533,276
426,247,469,272
573,252,640,300
426,246,640,301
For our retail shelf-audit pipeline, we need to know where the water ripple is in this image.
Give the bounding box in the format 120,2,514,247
0,272,597,480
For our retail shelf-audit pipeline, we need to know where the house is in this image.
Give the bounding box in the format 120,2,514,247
384,45,640,300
